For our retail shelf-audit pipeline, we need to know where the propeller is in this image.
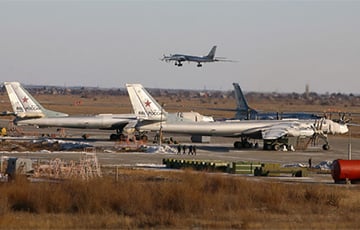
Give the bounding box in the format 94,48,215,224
160,54,172,62
310,118,327,147
330,112,353,125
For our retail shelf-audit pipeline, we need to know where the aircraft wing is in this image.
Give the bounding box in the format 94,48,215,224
261,126,289,140
241,121,316,140
261,121,317,140
172,55,187,61
240,118,347,140
162,55,187,62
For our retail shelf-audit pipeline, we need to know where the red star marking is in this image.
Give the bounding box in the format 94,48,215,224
144,100,151,107
22,97,28,103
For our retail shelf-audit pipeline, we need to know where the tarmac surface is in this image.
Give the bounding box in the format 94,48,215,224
1,118,359,184
1,127,357,166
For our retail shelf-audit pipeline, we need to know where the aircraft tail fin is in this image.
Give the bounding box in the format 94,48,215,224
233,82,258,119
126,83,167,121
205,46,217,59
4,82,68,119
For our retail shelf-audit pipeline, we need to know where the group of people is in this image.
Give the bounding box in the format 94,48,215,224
177,144,197,155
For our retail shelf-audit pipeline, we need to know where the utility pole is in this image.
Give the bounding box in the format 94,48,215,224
159,103,165,146
348,126,352,160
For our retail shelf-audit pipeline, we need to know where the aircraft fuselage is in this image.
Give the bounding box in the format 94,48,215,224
16,114,138,130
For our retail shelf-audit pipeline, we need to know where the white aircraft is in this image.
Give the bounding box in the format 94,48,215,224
126,83,214,123
4,82,139,140
126,83,348,151
161,46,233,67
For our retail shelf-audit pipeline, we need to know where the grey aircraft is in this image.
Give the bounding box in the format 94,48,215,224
232,83,322,120
161,46,233,67
126,83,348,151
4,82,139,140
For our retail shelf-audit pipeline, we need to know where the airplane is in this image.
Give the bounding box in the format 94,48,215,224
4,82,140,140
126,83,348,151
231,82,323,120
126,83,214,123
161,46,233,67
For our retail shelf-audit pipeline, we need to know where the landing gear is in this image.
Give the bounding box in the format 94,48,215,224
322,144,330,150
110,134,118,141
109,128,127,141
197,63,202,67
263,139,292,151
109,133,126,141
175,62,183,67
311,132,331,151
233,137,256,149
135,134,148,141
273,143,280,151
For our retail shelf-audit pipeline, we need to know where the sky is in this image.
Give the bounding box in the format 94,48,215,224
1,0,360,94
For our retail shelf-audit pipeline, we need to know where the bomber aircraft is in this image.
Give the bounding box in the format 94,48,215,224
161,46,233,67
231,82,322,120
126,83,214,124
126,83,348,151
4,82,140,140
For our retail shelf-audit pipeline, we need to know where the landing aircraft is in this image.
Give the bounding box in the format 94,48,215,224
232,83,322,120
4,82,139,140
126,83,348,151
161,46,233,67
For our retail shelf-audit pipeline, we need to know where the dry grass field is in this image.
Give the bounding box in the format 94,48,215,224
1,170,360,229
1,91,360,117
1,91,360,229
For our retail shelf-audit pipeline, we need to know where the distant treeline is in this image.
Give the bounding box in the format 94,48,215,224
1,84,359,107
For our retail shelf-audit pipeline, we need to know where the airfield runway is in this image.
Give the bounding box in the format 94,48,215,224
1,118,358,173
1,129,358,167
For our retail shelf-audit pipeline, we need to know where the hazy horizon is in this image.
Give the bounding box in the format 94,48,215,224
13,82,359,96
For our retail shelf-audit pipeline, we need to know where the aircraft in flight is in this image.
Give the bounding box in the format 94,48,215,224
231,82,322,120
161,46,233,67
126,83,348,151
4,82,139,140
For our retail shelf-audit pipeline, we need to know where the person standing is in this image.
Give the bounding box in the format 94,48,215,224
188,145,193,155
182,145,186,154
177,144,181,154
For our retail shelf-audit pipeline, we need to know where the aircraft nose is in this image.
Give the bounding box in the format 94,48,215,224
340,124,349,134
329,120,348,134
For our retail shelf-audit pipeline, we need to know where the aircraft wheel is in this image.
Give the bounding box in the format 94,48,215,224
110,134,118,141
243,141,251,148
273,144,280,151
234,141,241,149
322,144,330,150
